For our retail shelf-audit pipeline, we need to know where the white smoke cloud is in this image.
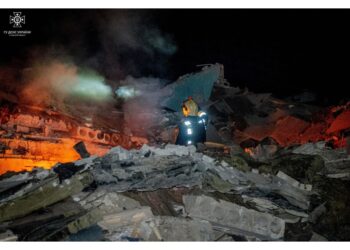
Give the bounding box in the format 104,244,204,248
116,75,170,137
19,61,113,108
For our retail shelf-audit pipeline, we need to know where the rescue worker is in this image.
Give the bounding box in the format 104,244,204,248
176,96,208,146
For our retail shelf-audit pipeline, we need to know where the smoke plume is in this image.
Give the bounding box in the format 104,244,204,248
115,76,171,137
17,60,112,109
0,10,177,136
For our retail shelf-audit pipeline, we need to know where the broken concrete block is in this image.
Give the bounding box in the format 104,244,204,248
105,146,133,161
183,195,285,240
97,206,153,231
242,195,280,212
211,161,311,210
205,164,247,188
0,172,93,222
202,154,215,163
204,172,233,193
91,150,206,192
276,171,312,192
141,144,196,157
220,160,229,167
91,168,119,184
139,216,215,241
48,197,85,218
32,168,51,180
67,208,103,234
251,168,259,174
171,202,186,217
74,156,98,167
292,141,327,155
73,187,141,215
242,195,309,224
269,175,311,210
111,167,131,180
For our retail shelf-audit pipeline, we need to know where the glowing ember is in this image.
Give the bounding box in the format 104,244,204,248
244,147,254,156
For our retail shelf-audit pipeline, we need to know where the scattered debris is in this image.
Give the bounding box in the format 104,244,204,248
73,141,91,159
98,206,154,232
140,216,215,241
183,194,285,240
276,171,312,192
0,171,93,222
1,64,350,241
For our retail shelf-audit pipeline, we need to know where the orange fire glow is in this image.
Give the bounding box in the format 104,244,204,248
244,147,254,156
0,138,110,175
0,102,150,175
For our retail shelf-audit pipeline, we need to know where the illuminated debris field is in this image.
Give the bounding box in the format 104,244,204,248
0,64,349,241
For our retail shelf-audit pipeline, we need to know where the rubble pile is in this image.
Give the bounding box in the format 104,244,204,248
0,141,349,241
206,79,349,148
144,64,350,152
1,64,350,241
1,64,350,174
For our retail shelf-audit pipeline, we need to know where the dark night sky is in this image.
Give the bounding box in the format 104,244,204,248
0,9,349,105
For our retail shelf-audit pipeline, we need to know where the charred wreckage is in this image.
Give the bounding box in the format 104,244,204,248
0,64,350,241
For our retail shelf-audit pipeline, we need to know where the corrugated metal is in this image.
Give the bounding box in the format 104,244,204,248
161,64,221,112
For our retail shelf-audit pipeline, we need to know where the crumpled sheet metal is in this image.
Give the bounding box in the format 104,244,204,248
161,64,221,112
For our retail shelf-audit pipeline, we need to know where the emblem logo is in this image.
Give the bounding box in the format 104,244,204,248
9,12,25,28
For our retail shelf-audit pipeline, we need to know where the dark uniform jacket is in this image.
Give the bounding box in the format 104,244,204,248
176,115,206,146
